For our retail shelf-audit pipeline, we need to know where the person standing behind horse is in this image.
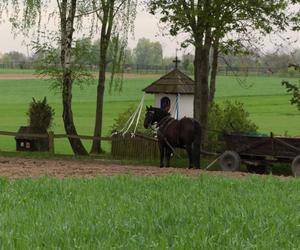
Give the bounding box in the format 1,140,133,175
160,97,171,113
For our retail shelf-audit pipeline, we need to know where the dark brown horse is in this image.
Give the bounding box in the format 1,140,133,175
144,106,201,168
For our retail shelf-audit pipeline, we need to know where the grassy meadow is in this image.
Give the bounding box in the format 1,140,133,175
0,73,300,249
0,68,35,74
0,73,300,154
0,175,299,249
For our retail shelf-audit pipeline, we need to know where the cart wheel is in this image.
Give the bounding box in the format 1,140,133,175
292,155,300,177
219,151,241,171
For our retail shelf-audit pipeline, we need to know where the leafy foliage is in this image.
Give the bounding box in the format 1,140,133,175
134,38,163,66
27,97,55,131
148,0,288,48
282,80,300,110
207,101,258,150
33,41,95,91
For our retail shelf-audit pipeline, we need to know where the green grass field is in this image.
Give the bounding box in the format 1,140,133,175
0,74,299,153
0,73,300,249
0,68,35,74
0,175,299,249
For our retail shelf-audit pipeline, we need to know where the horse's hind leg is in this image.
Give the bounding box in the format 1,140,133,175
192,141,201,169
159,143,165,168
186,145,193,169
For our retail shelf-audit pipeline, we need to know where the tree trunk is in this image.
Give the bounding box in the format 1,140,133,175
194,45,202,123
90,28,111,154
60,0,88,155
199,29,212,140
62,70,88,155
90,1,114,154
90,44,107,154
209,39,219,104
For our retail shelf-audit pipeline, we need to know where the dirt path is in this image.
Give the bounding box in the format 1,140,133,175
0,74,38,80
0,156,282,179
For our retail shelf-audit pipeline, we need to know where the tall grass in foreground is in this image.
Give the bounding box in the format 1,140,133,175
0,175,299,249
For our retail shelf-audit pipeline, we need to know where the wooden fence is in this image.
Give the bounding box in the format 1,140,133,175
0,130,165,159
0,130,113,155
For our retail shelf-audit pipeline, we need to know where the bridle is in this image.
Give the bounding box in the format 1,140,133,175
145,110,155,128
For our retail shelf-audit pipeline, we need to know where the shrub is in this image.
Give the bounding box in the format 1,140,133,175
207,101,258,151
27,97,55,132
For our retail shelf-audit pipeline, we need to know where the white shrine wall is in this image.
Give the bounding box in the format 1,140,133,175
154,93,194,119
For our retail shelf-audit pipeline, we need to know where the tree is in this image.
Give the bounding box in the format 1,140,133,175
124,48,134,65
73,38,98,68
11,0,90,155
134,38,163,66
90,0,137,154
59,0,89,155
149,0,289,139
182,53,193,72
281,1,300,108
282,79,300,111
0,51,27,66
261,52,291,72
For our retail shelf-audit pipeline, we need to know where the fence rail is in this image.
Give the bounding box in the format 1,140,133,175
0,62,298,77
0,130,160,157
0,130,223,159
0,130,117,155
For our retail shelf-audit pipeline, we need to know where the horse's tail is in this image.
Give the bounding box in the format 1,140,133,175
192,120,201,168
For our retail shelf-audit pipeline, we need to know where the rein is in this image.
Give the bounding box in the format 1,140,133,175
152,114,182,159
154,128,183,160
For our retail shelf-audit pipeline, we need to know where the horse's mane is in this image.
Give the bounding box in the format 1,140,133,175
149,107,170,117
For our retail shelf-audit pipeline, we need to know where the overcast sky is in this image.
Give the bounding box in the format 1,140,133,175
0,5,300,58
0,7,188,58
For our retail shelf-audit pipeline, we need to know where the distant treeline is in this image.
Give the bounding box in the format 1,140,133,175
1,37,300,76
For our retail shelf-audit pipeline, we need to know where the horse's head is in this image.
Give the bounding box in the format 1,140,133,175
144,106,169,129
144,106,156,129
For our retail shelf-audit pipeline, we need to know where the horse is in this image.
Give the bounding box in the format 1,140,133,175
144,106,201,169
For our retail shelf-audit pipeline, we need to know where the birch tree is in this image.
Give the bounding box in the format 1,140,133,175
10,0,90,155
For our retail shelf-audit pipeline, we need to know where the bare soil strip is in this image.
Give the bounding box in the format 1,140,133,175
0,156,285,179
0,74,38,80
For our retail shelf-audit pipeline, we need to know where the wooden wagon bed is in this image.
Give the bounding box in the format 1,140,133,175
220,133,300,176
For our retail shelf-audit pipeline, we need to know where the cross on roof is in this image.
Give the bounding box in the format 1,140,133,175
173,56,181,69
173,49,181,69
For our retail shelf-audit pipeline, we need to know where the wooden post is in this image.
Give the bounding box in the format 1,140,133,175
48,131,55,155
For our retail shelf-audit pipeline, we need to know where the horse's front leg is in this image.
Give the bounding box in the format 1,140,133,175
186,145,193,169
159,143,165,168
165,147,172,168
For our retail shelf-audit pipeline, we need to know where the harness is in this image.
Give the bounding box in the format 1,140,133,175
154,115,182,158
157,116,175,133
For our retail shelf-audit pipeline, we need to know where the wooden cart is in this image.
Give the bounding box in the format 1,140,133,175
220,133,300,176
